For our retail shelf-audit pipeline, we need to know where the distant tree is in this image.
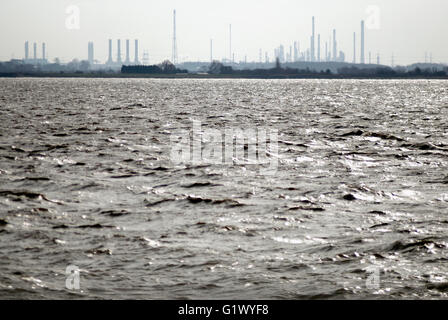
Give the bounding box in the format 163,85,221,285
207,61,233,74
376,67,396,76
122,65,162,74
159,60,176,73
208,61,224,74
121,63,187,75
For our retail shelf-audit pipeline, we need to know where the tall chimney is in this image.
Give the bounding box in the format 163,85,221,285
25,41,29,60
117,39,122,64
229,24,232,62
310,37,313,62
33,43,37,61
42,43,46,61
311,17,315,62
317,34,321,62
107,39,113,64
125,39,130,64
361,20,365,64
210,39,213,62
293,42,297,62
333,29,337,61
134,40,139,65
88,42,94,64
353,32,356,63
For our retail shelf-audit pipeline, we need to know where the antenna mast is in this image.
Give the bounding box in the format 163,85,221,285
172,10,178,64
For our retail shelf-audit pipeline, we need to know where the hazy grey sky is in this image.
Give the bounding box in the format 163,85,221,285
1,0,447,65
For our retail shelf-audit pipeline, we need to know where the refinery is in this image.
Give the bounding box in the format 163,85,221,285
1,10,446,76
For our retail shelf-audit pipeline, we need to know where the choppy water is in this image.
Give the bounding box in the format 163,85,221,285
1,78,448,299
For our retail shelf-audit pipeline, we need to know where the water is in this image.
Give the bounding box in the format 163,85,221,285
0,78,448,299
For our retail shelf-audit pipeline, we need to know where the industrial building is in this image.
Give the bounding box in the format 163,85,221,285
23,41,48,65
106,39,141,67
18,12,379,71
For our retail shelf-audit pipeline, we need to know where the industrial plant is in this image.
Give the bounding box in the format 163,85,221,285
23,41,48,65
0,11,446,76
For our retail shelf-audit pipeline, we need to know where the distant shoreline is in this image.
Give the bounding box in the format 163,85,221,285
1,72,448,80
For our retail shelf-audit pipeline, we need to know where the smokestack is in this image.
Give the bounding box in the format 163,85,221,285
134,40,139,65
107,39,113,64
88,42,94,64
333,29,337,61
361,20,365,64
33,43,37,61
353,32,356,63
293,42,297,62
125,39,130,64
317,34,321,62
210,39,213,63
229,24,232,62
42,43,46,61
310,37,313,62
311,17,315,62
117,39,122,64
25,41,29,60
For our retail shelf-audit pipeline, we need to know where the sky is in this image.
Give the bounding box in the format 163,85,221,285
0,0,447,66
